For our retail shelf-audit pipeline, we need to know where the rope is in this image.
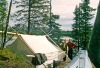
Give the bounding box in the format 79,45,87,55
2,20,64,53
0,22,18,35
8,25,17,32
39,23,63,52
47,28,54,35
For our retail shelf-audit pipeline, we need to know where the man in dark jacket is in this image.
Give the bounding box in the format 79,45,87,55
67,39,76,60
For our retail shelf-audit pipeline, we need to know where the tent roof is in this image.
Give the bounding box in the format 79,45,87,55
18,34,60,53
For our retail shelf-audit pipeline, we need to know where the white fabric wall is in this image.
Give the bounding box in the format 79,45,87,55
66,50,92,68
20,34,64,68
66,56,79,68
20,35,59,53
85,51,92,68
6,34,64,68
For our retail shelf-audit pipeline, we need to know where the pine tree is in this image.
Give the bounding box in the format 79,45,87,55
0,0,7,48
12,0,50,34
2,0,12,49
47,14,62,45
72,5,81,50
46,0,62,45
0,0,7,30
80,0,95,49
72,0,95,50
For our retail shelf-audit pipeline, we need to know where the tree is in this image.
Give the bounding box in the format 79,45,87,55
27,0,31,34
0,0,7,32
12,0,62,45
12,0,50,34
47,13,62,45
0,0,7,27
80,0,95,49
2,0,12,49
45,0,62,45
72,0,95,50
0,0,7,48
88,1,100,68
72,5,81,50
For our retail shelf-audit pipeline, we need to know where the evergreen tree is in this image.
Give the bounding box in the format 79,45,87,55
0,0,7,30
12,0,50,34
46,0,62,45
88,1,100,67
2,0,12,49
72,5,81,50
47,14,62,45
45,13,62,45
72,0,95,50
0,0,7,48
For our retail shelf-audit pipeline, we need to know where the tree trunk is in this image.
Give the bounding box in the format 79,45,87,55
27,0,31,34
2,0,12,49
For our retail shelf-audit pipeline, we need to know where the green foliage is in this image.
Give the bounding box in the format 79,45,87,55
0,0,7,32
88,1,100,68
1,0,13,49
0,65,4,68
62,30,72,37
47,13,62,45
0,0,7,46
10,0,62,46
12,0,50,34
0,0,7,24
0,48,32,68
0,48,23,61
72,0,95,50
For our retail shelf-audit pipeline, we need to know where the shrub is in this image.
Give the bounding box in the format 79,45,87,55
0,48,33,68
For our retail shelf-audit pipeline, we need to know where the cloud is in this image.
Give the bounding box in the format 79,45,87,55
52,0,99,31
60,24,72,31
56,18,74,31
7,0,99,31
90,0,99,8
56,18,73,24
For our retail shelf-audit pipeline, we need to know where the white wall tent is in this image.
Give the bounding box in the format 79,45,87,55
66,50,92,68
8,34,65,68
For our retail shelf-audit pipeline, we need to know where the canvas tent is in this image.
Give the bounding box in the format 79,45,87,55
66,50,92,68
7,34,65,68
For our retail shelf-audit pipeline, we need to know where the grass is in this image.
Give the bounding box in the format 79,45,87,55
0,48,33,68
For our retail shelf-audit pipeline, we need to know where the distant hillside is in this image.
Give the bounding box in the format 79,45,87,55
62,30,72,37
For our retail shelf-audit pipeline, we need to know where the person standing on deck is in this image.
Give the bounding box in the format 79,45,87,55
67,39,76,60
60,39,68,61
60,39,68,54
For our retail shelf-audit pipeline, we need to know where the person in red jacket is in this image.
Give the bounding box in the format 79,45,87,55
67,39,76,60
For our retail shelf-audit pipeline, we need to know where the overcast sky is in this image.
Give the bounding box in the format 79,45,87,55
52,0,99,30
7,0,99,31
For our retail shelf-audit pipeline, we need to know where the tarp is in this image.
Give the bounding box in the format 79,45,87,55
66,50,92,68
31,53,47,65
8,34,65,68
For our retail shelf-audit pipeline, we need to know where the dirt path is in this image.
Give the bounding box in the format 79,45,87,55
57,56,70,68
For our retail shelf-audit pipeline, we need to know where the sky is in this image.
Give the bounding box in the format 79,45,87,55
7,0,99,31
52,0,99,30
